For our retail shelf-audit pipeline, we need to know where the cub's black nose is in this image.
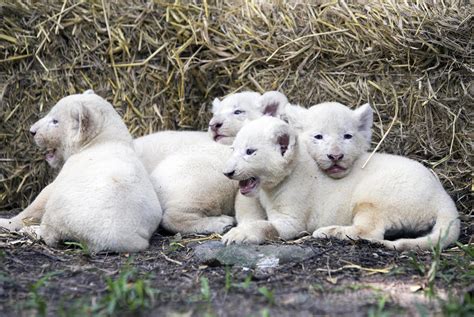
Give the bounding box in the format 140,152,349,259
224,170,235,178
209,122,223,132
327,154,344,161
29,129,36,136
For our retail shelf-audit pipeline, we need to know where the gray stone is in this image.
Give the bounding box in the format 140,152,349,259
193,240,315,268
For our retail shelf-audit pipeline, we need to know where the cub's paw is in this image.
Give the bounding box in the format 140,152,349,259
221,226,265,245
207,215,236,234
19,225,41,239
312,226,347,240
39,226,61,248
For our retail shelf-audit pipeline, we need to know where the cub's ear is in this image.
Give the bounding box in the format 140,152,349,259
211,98,221,113
277,133,290,156
83,89,95,95
280,105,308,131
353,103,373,143
271,123,296,157
258,91,289,117
72,103,98,143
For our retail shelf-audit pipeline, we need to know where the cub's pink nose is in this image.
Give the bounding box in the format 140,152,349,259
209,122,222,132
327,154,344,161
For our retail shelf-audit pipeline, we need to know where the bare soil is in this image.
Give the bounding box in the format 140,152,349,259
0,212,472,317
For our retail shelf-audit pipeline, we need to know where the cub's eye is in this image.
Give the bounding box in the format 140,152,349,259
314,134,323,140
52,119,59,124
234,110,244,115
246,149,256,155
343,134,353,139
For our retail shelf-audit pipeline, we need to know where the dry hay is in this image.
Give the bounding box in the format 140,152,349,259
0,1,472,231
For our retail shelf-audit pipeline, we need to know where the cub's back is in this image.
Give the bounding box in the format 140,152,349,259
50,142,157,214
349,152,447,211
133,131,211,172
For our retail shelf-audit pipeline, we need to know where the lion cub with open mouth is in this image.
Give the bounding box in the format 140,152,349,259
0,91,162,253
222,103,460,250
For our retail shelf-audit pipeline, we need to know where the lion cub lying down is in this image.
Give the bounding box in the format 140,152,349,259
153,91,297,234
222,103,460,250
0,91,162,252
133,91,263,173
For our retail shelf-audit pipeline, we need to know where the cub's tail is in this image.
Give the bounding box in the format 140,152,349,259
384,195,460,251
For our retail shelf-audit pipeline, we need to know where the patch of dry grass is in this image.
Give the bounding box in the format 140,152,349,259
0,1,472,235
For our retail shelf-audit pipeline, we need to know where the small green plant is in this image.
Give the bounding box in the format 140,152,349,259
408,253,426,275
310,283,325,293
261,307,271,317
239,274,253,289
424,233,449,298
367,295,389,317
456,242,474,257
224,266,232,292
25,272,59,317
58,297,91,317
258,287,275,305
200,276,211,302
94,265,156,315
168,241,185,252
64,241,90,256
441,292,474,316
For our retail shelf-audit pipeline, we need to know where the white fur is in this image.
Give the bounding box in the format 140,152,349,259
151,143,238,234
134,91,266,173
222,106,460,251
154,91,300,234
0,92,162,252
208,91,267,144
134,131,211,173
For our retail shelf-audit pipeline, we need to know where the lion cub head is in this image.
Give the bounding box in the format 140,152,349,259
209,91,290,145
29,90,130,168
300,102,373,179
223,116,297,196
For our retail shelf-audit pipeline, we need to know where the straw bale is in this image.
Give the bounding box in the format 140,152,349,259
0,1,471,224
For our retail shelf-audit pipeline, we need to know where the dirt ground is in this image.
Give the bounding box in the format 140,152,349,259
0,209,472,317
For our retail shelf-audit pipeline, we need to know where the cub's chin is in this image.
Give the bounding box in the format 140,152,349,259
45,151,64,169
215,136,234,145
208,130,234,145
36,141,64,169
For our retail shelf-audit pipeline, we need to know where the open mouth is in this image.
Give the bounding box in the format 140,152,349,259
45,148,57,163
213,134,226,142
325,164,346,174
238,177,259,195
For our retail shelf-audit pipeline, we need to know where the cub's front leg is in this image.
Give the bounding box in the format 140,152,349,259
222,220,278,245
222,194,275,244
0,183,54,231
222,194,306,244
266,208,308,241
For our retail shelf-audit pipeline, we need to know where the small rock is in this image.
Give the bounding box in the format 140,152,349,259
193,241,314,268
256,256,279,269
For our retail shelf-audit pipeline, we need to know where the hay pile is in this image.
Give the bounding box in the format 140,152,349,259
0,1,471,222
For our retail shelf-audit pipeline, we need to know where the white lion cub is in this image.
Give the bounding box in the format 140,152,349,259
303,103,460,250
153,91,295,234
133,91,263,173
0,91,162,253
222,104,460,250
